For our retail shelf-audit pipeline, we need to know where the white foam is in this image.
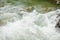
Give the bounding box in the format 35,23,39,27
0,5,60,40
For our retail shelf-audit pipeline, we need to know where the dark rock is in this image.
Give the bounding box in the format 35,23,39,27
25,6,34,12
55,19,60,28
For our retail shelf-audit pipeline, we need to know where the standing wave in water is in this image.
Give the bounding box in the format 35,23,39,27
0,5,60,40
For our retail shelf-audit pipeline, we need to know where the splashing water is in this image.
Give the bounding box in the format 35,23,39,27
0,5,60,40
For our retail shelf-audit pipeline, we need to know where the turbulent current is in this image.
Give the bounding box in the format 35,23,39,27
0,5,60,40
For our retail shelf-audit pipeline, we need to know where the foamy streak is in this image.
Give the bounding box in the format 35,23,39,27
0,6,60,40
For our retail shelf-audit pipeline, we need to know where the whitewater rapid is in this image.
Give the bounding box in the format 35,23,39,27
0,5,60,40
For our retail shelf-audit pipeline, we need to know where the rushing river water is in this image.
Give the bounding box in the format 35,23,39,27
0,5,60,40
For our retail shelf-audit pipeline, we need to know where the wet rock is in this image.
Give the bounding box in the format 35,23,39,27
24,6,34,12
35,6,56,13
56,0,60,4
55,14,60,28
0,20,6,26
55,19,60,28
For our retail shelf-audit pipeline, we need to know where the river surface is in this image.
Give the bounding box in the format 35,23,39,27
0,0,60,40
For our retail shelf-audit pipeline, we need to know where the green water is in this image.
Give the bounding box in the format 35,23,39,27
6,0,57,6
0,0,60,13
0,0,60,7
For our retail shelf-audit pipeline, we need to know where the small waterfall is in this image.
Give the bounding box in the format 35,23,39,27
0,5,60,40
